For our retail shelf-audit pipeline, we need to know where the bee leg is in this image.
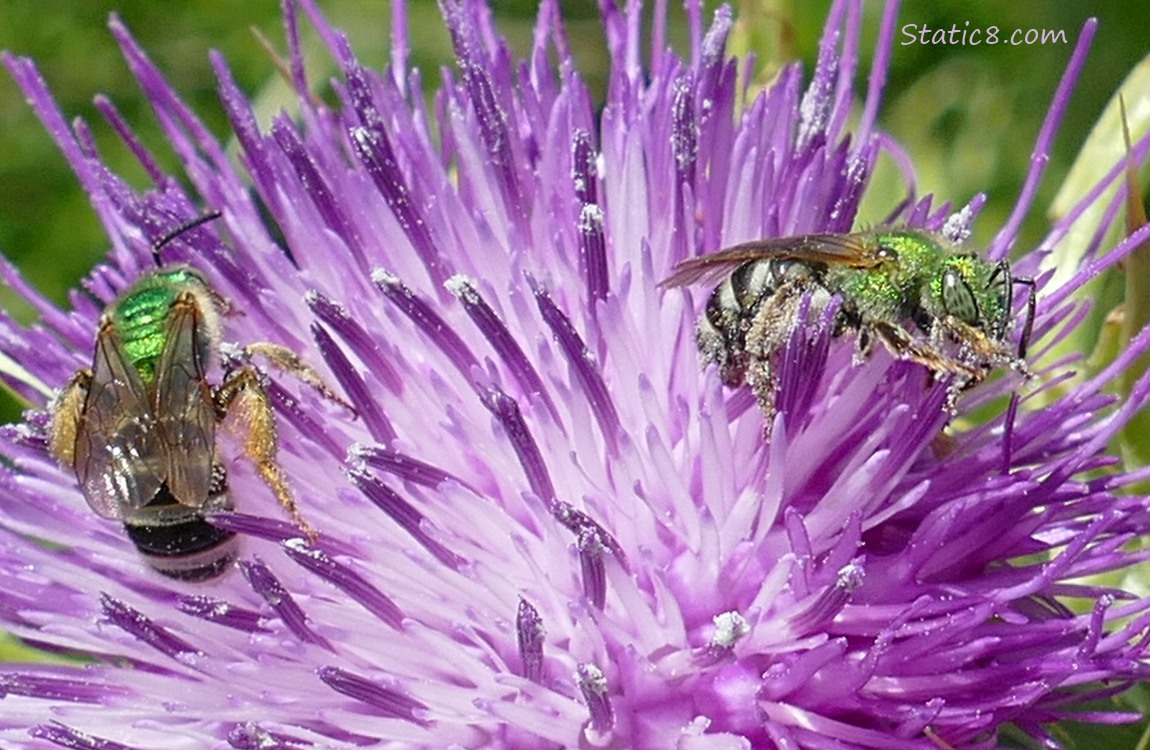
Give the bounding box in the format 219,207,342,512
243,342,356,415
744,284,804,360
746,357,778,440
854,328,875,365
871,322,991,416
697,317,746,387
938,317,999,359
47,369,91,466
743,285,812,439
716,354,749,389
215,366,318,542
871,322,981,380
939,317,1032,378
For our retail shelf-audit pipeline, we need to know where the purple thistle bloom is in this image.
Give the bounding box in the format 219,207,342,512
2,0,1150,748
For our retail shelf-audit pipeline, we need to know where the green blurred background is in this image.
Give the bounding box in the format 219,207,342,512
1,0,1150,744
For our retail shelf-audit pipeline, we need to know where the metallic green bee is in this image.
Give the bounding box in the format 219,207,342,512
661,229,1035,427
48,214,344,580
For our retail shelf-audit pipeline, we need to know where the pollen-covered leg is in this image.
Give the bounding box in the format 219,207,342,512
244,341,355,413
744,284,804,362
870,321,987,416
938,317,1031,377
742,284,816,440
697,317,745,387
871,321,981,380
215,366,318,542
47,369,91,466
746,358,779,439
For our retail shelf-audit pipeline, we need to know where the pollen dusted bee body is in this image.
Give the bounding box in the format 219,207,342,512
663,230,1034,430
48,224,343,580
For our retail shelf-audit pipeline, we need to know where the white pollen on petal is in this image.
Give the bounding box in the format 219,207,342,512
349,126,373,147
579,204,605,233
371,268,401,287
283,537,311,553
444,274,479,302
943,204,976,243
710,611,750,648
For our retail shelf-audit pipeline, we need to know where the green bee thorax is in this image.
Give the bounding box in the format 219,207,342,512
826,232,950,323
827,265,904,321
105,266,218,384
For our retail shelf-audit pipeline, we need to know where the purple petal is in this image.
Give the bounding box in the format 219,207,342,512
283,540,404,630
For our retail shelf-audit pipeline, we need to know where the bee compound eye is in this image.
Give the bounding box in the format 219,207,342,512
941,268,980,325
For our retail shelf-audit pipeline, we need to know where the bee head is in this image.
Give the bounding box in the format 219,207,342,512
938,256,1012,338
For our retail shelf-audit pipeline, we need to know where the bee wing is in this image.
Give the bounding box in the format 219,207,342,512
660,233,887,288
153,293,217,509
73,323,166,519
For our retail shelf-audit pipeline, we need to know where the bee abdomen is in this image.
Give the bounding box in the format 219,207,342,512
123,517,238,582
700,260,803,385
123,468,236,581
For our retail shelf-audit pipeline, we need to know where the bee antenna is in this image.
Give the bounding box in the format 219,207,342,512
151,210,223,267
